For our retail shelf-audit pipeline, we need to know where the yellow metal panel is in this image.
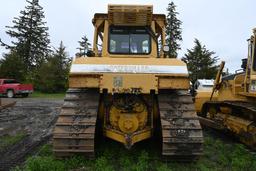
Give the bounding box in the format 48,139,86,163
158,77,190,89
195,91,218,113
251,73,256,79
102,20,109,57
93,25,99,56
101,74,157,94
233,74,245,94
69,75,100,88
239,92,256,98
104,128,151,146
150,21,157,58
217,80,247,101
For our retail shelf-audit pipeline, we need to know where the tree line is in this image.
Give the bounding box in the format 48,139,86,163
0,0,70,93
0,0,220,93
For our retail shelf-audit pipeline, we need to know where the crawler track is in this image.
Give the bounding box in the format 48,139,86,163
200,101,256,150
158,90,203,161
53,88,99,157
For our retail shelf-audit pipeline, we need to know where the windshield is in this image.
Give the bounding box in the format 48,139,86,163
109,26,151,55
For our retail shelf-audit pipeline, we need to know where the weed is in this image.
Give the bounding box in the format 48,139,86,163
94,156,113,171
31,91,65,99
0,132,27,151
37,144,53,156
156,162,171,171
132,151,149,171
24,156,65,171
14,132,256,171
65,155,92,170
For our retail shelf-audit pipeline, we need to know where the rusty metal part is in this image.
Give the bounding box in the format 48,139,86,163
53,88,99,157
158,90,203,160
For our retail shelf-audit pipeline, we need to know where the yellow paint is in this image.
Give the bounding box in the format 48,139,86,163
158,76,190,89
101,74,157,94
109,101,148,134
69,75,100,88
194,91,217,113
104,127,151,147
70,57,189,91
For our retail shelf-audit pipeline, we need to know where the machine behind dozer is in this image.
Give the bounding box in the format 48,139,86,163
196,29,256,149
53,4,203,160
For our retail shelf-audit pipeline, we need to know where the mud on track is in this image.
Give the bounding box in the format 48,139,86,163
0,98,63,171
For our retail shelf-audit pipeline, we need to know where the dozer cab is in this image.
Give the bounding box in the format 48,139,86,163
53,4,203,160
197,29,256,149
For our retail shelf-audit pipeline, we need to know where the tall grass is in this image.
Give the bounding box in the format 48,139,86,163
12,133,256,171
0,132,27,151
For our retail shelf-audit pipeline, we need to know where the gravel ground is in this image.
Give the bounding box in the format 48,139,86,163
0,97,63,171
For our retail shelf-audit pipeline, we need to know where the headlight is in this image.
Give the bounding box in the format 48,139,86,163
251,80,256,91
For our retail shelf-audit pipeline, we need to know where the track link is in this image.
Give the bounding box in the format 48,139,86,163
158,90,203,161
53,88,99,158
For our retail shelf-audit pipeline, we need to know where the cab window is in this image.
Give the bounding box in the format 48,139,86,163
109,26,151,55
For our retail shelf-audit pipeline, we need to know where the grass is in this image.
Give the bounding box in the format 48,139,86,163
12,131,256,171
30,91,65,99
0,132,27,151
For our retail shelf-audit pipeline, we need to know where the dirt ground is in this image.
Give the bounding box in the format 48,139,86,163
0,98,63,171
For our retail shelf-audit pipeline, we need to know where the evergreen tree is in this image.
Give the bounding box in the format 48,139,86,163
37,41,71,93
0,50,26,81
166,2,182,58
77,35,91,56
52,41,71,91
1,0,51,72
182,39,219,83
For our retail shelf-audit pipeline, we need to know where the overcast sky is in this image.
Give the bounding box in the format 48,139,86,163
0,0,255,72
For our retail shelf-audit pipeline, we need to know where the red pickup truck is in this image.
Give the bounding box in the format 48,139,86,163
0,79,33,98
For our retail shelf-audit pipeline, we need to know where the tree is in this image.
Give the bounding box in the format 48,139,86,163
77,35,91,57
1,0,51,73
0,50,26,81
37,41,71,93
166,2,182,58
182,39,219,83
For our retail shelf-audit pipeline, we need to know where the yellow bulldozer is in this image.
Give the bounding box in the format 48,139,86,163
53,4,203,160
197,29,256,150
